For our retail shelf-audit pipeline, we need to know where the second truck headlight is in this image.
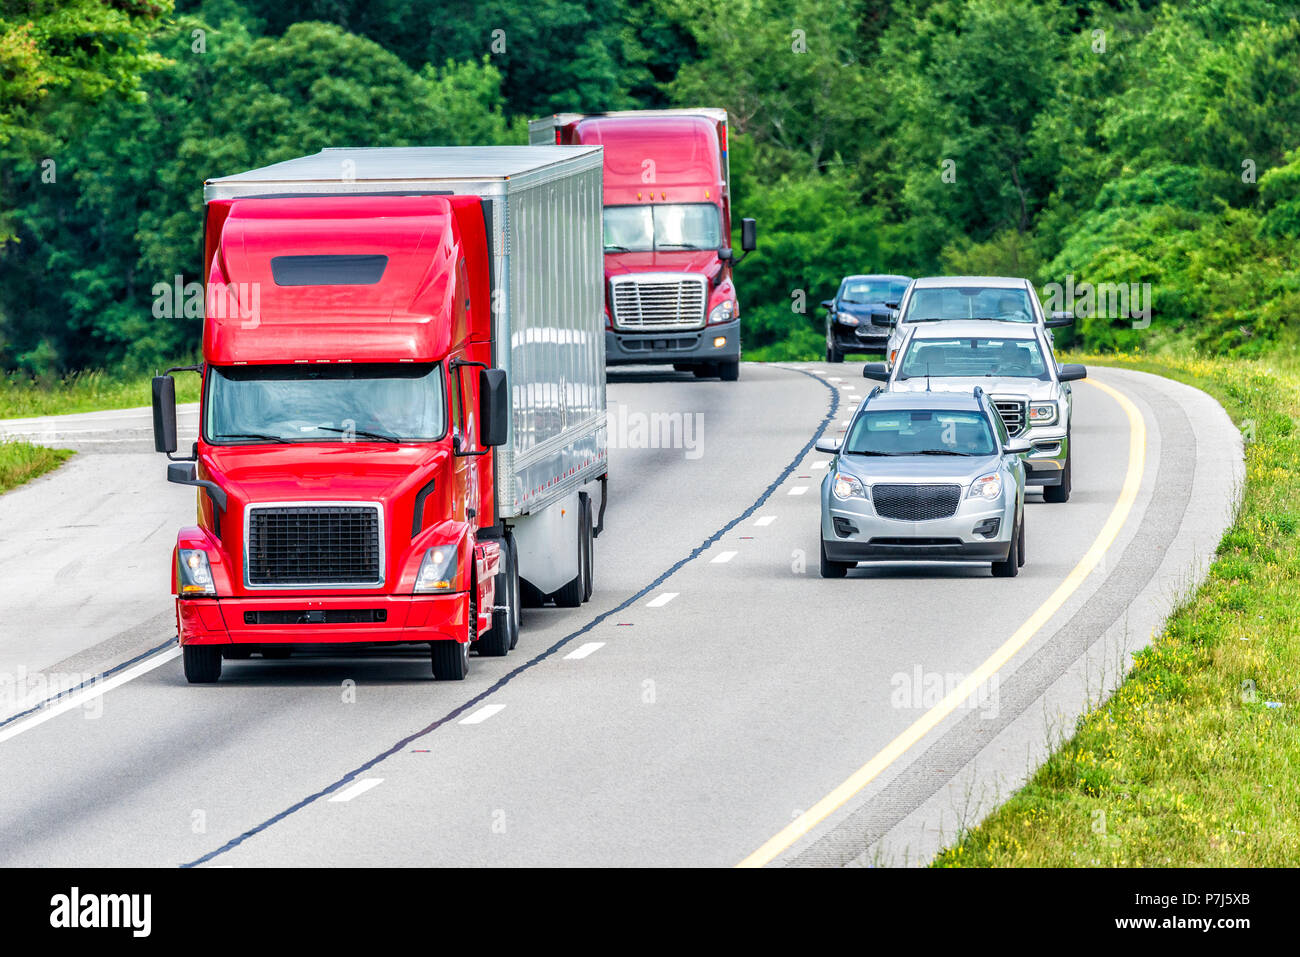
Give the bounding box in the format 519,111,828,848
178,549,216,597
414,547,458,593
1028,401,1058,426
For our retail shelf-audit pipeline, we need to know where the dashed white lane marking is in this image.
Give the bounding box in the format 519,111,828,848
564,642,605,660
329,778,384,802
788,486,809,496
828,377,843,382
754,516,777,527
459,703,506,725
647,592,678,608
711,551,738,564
811,461,829,470
0,647,181,745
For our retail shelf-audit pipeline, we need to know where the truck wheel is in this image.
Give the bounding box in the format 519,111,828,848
718,359,741,382
551,508,586,608
475,539,518,657
820,541,851,579
580,493,594,602
183,645,222,684
432,586,473,680
1043,447,1072,503
504,532,522,648
992,519,1021,578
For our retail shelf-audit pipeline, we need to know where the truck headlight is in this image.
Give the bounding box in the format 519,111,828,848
708,300,737,324
968,473,1003,500
1028,402,1058,426
414,546,458,593
832,472,868,501
178,549,216,597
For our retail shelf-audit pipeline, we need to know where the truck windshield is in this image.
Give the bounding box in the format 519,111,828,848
845,410,996,457
899,337,1050,381
205,363,446,444
603,203,722,252
901,286,1036,323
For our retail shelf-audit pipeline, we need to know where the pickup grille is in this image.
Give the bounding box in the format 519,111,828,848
610,274,707,330
872,484,961,521
994,399,1028,437
246,505,382,587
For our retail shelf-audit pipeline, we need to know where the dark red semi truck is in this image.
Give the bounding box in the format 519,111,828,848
530,109,756,381
151,146,608,683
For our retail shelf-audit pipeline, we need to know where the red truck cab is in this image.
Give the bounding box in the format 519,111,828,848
531,109,756,381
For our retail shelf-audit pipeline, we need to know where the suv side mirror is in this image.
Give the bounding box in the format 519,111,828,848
820,299,835,311
1046,311,1075,328
884,300,900,310
478,368,509,447
1004,438,1033,455
862,362,890,381
815,438,841,454
152,375,178,454
740,218,757,252
1057,363,1087,382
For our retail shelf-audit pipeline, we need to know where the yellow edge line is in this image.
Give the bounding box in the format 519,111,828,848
737,377,1146,868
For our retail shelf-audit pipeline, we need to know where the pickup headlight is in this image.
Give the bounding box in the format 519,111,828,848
414,546,458,593
832,472,868,501
968,473,1003,500
178,549,216,597
708,300,738,324
1028,401,1058,426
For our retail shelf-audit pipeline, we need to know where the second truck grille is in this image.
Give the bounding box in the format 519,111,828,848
610,275,707,330
872,484,962,521
246,505,382,587
994,399,1028,436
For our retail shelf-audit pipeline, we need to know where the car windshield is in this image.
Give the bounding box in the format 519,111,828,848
899,336,1050,380
205,362,445,444
902,286,1035,323
845,409,997,456
841,279,909,303
603,203,722,251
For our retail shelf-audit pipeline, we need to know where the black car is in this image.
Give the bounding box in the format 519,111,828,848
820,274,912,362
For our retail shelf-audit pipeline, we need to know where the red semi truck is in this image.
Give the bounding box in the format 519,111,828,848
151,146,607,683
530,109,756,381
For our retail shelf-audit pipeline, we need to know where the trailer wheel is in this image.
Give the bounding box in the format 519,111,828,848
432,586,473,680
718,359,741,382
183,645,222,684
475,539,518,657
579,492,594,602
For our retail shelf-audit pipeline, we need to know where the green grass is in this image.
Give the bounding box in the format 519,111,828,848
933,351,1300,867
0,367,200,420
0,441,73,494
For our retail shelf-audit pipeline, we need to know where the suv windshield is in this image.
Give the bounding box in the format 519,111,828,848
205,362,445,444
603,203,722,251
841,279,909,303
900,336,1050,380
902,286,1035,323
845,409,996,456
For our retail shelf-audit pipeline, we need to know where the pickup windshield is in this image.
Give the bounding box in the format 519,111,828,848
205,362,445,444
603,203,722,252
901,286,1036,323
899,337,1050,380
845,409,997,456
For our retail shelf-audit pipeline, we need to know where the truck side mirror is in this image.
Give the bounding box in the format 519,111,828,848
717,246,734,262
1057,363,1087,382
1046,311,1075,328
740,218,757,252
152,375,178,454
479,368,509,447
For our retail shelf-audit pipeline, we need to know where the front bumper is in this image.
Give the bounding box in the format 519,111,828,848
821,481,1015,563
1020,426,1069,487
605,318,740,366
176,593,470,646
830,323,888,352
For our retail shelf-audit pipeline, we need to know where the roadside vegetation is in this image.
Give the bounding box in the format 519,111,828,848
935,352,1300,866
0,367,199,420
0,441,72,495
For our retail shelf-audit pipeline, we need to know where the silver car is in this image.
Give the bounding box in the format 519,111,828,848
817,388,1029,578
884,276,1074,366
866,319,1086,502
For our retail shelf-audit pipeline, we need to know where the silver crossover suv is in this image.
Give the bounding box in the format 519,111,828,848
817,388,1029,578
866,319,1086,502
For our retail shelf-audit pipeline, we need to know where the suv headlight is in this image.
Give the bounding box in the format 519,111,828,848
968,473,1003,500
414,546,458,593
832,472,868,500
1028,401,1058,426
836,311,859,326
178,549,216,597
708,300,737,324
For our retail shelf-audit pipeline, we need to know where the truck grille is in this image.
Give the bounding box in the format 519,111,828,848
610,274,707,330
994,399,1028,437
871,484,961,521
246,504,383,587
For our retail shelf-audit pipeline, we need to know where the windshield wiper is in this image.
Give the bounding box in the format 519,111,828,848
850,450,908,456
604,244,631,252
656,242,702,249
314,425,401,444
916,449,971,456
214,431,282,443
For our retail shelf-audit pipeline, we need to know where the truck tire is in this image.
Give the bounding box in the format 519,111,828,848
475,538,518,657
551,508,586,608
432,586,474,680
1043,445,1072,503
183,645,222,684
580,493,594,602
992,518,1021,578
819,541,851,579
718,359,741,382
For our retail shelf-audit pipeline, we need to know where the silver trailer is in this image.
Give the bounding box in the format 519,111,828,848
205,146,607,596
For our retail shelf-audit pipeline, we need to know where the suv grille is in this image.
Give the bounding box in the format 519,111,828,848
610,275,707,330
246,505,382,587
872,484,961,521
994,399,1027,437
